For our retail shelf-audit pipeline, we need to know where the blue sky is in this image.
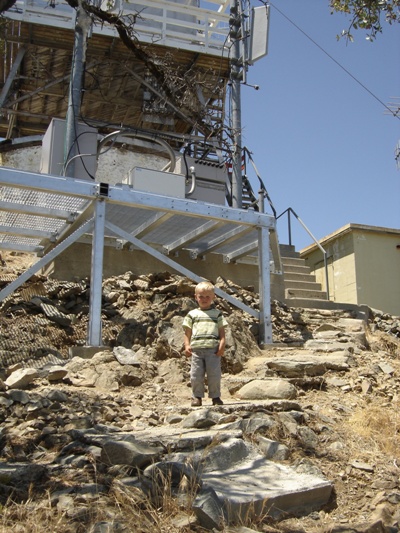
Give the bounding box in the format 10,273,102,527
241,0,400,250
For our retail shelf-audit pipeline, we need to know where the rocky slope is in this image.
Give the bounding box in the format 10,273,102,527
0,251,399,533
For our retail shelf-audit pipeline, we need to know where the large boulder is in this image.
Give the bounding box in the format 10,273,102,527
237,378,297,400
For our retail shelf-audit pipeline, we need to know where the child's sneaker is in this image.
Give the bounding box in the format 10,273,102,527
212,397,224,405
191,397,202,406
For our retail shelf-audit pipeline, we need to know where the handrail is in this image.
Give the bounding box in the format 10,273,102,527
6,0,230,56
243,146,276,217
276,207,330,300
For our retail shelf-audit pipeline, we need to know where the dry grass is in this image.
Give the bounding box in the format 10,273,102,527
367,328,400,358
0,483,197,533
0,466,287,533
0,461,200,533
344,400,400,461
0,495,73,533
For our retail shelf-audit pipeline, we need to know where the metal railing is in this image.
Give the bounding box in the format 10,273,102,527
242,147,277,217
276,207,330,300
6,0,230,56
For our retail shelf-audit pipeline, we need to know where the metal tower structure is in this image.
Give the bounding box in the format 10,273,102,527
0,0,277,346
0,0,231,155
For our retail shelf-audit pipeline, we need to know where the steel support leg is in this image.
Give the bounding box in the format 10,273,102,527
258,226,272,345
88,199,105,346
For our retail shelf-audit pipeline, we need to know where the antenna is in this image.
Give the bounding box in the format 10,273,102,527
248,4,270,65
385,98,400,170
229,0,270,207
384,97,400,119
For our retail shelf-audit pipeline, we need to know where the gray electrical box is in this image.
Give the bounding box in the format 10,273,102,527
40,118,98,180
125,167,186,198
175,154,227,205
189,178,226,205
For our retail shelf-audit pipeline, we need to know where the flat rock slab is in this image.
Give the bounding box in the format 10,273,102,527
72,424,244,452
0,463,48,486
135,426,244,450
263,351,353,377
202,457,333,521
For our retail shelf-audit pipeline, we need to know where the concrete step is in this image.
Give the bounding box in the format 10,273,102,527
284,280,323,292
281,256,307,268
279,244,299,258
285,288,328,300
284,272,317,283
282,263,312,275
282,298,369,318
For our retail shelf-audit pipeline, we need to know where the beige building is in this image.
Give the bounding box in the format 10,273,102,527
300,223,400,316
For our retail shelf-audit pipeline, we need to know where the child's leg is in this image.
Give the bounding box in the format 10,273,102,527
204,350,222,399
190,351,206,398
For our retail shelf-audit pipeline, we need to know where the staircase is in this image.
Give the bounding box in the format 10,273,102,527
280,244,331,309
280,244,326,300
241,175,258,210
279,244,368,319
278,244,367,316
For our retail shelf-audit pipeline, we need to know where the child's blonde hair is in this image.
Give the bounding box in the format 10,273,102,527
195,281,215,293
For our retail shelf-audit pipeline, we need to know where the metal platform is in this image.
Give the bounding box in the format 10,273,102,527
0,166,276,344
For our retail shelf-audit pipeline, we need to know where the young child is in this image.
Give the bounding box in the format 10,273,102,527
183,280,228,406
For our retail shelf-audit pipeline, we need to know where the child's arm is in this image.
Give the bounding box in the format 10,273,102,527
183,327,193,357
216,327,226,356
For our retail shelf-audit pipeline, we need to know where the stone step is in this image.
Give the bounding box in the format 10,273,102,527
202,454,333,522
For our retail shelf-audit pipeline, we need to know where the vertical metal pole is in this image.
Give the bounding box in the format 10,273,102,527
64,7,91,177
258,225,272,345
88,198,105,346
323,251,330,300
287,209,292,246
230,0,243,208
258,190,265,213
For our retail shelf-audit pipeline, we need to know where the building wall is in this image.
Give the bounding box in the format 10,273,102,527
0,142,169,183
0,145,42,171
304,232,357,304
42,242,285,302
352,229,400,315
329,233,358,304
303,225,400,316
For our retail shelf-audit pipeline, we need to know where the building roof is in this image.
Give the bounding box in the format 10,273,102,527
300,223,400,255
